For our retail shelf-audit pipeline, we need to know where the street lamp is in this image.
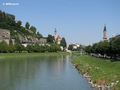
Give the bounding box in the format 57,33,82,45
80,49,83,56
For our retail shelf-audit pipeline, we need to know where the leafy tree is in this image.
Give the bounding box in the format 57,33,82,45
6,14,14,25
34,43,40,52
9,44,16,53
15,43,25,52
30,26,36,34
0,10,3,22
85,45,92,54
9,39,16,53
15,20,22,28
68,45,73,50
25,22,30,29
47,34,54,43
53,43,61,52
8,39,16,53
60,37,67,48
10,14,15,21
0,22,8,29
94,40,110,56
26,45,34,53
48,45,54,52
110,37,120,57
36,32,43,40
102,40,110,55
17,21,22,27
44,45,49,52
0,41,9,53
91,43,98,53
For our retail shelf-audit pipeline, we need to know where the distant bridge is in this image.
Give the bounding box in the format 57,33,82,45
66,50,81,55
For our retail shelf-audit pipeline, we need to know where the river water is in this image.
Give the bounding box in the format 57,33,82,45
0,55,93,90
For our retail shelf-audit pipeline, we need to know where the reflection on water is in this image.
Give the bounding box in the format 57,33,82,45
0,55,93,90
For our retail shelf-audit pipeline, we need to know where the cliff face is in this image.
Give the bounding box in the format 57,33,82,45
0,28,39,44
17,33,38,43
0,29,10,39
0,29,10,44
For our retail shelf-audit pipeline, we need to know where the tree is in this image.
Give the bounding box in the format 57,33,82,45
9,39,16,53
110,37,120,57
26,45,34,53
25,22,30,29
6,14,15,25
16,21,22,27
30,26,36,34
102,40,110,55
43,45,49,52
53,43,61,52
15,43,25,52
0,41,9,53
85,45,92,54
60,37,67,48
34,43,40,52
9,44,16,53
10,14,15,21
91,43,98,53
94,40,110,56
0,10,3,22
47,34,54,43
36,32,43,40
68,45,73,50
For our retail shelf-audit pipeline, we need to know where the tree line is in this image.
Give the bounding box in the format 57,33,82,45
85,36,120,59
0,40,61,53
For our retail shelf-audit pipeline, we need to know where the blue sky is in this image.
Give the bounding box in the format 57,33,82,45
0,0,120,45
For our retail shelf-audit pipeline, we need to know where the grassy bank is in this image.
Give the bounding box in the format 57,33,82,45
0,52,70,58
72,55,120,89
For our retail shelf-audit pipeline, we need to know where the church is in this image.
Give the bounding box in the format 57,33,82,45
54,28,61,44
103,24,107,40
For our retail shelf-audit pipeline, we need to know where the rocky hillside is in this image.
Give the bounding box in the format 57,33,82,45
0,10,43,44
11,29,39,43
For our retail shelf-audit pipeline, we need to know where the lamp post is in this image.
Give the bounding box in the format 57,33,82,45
80,49,83,56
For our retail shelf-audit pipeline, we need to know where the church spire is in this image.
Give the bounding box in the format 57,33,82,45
103,24,107,40
55,28,57,33
103,24,107,31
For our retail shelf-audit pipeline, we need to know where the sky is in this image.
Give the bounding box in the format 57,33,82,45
0,0,120,45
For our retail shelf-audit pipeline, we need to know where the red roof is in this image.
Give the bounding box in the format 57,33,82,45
57,35,61,39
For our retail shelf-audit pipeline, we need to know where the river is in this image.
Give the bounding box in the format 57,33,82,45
0,55,93,90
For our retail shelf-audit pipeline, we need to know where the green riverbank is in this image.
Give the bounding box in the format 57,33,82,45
72,55,120,90
0,52,70,58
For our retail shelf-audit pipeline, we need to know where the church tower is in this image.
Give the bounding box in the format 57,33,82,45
54,28,57,41
103,24,107,40
54,28,61,44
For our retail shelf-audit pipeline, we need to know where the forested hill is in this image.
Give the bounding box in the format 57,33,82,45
0,10,43,44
